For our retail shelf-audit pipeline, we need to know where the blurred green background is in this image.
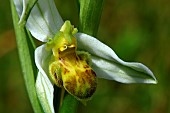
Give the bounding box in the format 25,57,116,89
0,0,170,113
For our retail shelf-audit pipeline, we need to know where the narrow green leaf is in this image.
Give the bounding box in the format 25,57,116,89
78,0,104,36
11,1,43,113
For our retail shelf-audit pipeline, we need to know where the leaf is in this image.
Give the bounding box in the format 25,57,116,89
36,72,54,113
75,33,157,84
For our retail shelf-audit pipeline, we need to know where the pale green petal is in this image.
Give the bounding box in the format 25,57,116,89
36,71,54,113
14,0,63,42
75,33,157,84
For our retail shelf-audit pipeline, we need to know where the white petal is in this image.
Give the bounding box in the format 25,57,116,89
75,33,157,84
36,71,54,113
35,44,52,81
27,0,63,42
91,56,156,84
14,0,64,42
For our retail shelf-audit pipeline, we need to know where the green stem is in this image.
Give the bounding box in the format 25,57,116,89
78,0,104,37
11,1,43,113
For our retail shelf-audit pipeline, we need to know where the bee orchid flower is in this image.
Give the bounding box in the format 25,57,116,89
13,0,157,113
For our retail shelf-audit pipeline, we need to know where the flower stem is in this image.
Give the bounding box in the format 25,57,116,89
60,88,65,107
11,1,43,113
53,86,62,113
54,87,66,113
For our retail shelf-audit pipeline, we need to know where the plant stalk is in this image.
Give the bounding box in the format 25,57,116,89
11,1,43,113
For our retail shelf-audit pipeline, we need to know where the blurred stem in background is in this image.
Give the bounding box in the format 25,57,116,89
60,0,104,113
78,0,104,37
